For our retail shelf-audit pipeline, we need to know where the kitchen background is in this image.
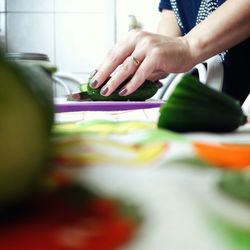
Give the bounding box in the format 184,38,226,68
0,0,161,94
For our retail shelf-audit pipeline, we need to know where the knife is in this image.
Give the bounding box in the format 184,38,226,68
67,91,92,101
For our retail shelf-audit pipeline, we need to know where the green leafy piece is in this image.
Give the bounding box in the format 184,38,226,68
218,170,250,203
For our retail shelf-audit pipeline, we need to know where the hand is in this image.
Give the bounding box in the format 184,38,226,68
90,29,194,96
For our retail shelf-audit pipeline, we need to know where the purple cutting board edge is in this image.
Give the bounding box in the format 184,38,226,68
55,100,164,113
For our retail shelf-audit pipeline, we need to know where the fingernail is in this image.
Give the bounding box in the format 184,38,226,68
100,86,109,96
119,88,128,96
89,69,97,79
90,79,98,88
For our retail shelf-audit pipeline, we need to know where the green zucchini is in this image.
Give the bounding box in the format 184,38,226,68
0,55,54,206
86,77,159,101
158,74,247,133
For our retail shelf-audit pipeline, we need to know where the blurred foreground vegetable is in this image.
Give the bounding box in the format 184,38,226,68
0,54,54,206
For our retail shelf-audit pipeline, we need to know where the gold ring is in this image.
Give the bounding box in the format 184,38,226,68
131,56,140,66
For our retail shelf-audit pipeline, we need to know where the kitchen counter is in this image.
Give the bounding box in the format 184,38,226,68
52,104,250,250
3,97,248,249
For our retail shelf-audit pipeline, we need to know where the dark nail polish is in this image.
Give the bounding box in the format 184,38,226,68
89,69,97,79
119,88,128,96
90,79,98,88
100,86,109,96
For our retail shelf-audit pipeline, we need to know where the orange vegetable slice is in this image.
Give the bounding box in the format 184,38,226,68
193,142,250,169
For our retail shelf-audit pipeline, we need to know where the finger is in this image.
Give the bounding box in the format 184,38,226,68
118,56,155,96
100,55,143,96
90,46,132,89
90,31,141,89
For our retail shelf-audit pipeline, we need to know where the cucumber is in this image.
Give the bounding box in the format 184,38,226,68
0,55,54,206
87,77,159,101
158,74,247,133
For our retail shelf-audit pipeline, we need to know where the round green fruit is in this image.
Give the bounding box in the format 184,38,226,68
0,55,54,206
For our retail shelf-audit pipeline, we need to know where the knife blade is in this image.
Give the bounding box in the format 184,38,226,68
67,91,92,101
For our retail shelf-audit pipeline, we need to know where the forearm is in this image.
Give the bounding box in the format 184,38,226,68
184,0,250,65
157,10,181,36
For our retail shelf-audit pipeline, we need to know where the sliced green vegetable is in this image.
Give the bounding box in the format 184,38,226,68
158,74,247,133
87,77,159,101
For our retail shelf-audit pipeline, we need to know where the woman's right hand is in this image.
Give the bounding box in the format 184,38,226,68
90,29,194,97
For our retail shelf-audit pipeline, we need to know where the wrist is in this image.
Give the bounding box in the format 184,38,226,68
177,36,199,71
183,34,204,66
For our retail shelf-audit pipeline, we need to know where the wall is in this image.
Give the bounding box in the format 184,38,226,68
116,0,161,41
0,0,6,50
4,0,115,81
1,0,161,95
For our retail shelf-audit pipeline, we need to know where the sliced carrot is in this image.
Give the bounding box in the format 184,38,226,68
193,142,250,169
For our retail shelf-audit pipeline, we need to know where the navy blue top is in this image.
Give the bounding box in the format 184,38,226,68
159,0,250,104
